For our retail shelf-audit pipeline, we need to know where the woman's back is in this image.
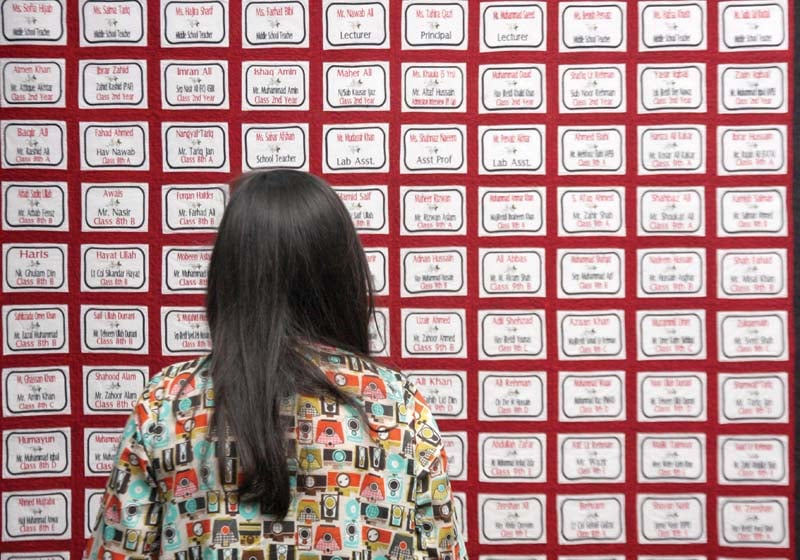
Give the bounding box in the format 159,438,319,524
85,340,464,560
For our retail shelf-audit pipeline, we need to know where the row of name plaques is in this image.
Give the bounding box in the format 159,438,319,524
1,184,788,237
1,122,788,175
1,244,790,300
0,488,791,546
4,366,788,424
1,59,790,114
0,0,790,52
0,305,790,361
3,426,791,486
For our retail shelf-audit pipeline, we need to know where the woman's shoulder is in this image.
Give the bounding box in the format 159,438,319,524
300,341,413,399
141,353,212,407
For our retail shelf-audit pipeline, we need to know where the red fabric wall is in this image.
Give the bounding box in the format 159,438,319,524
0,1,795,558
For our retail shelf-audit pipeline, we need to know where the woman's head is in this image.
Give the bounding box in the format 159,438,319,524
204,170,374,516
206,169,374,354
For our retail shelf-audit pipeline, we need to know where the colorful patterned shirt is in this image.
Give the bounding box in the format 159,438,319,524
83,341,467,560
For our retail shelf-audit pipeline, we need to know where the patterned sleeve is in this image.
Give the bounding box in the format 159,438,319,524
83,375,165,560
407,380,468,560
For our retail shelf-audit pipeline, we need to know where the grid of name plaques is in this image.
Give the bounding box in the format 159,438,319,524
0,0,795,558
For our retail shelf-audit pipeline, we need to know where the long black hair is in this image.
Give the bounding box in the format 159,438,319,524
205,169,375,517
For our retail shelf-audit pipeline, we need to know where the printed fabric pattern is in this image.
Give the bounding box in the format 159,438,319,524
83,342,466,560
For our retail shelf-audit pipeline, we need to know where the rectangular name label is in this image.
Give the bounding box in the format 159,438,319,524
717,187,786,236
402,63,465,111
401,248,466,297
82,183,147,231
84,429,122,475
480,248,544,297
480,2,545,51
558,187,625,236
559,2,626,51
81,0,147,46
638,249,705,297
559,434,624,483
81,245,148,292
718,126,786,174
718,373,787,424
161,307,211,355
2,366,70,417
163,247,211,293
80,122,148,170
719,435,788,485
242,124,308,171
638,125,705,174
161,0,228,47
80,305,147,354
719,63,787,112
637,494,706,543
1,0,66,45
2,490,71,540
243,1,308,47
557,495,625,543
638,372,706,422
402,125,466,173
401,186,465,235
323,124,388,173
479,494,545,544
79,60,147,108
638,64,705,112
638,187,704,236
480,433,546,482
324,62,388,110
83,366,147,414
558,311,625,360
719,0,787,51
162,123,229,172
406,371,466,419
1,59,65,106
161,60,228,109
3,305,68,355
334,186,388,233
403,1,467,50
717,311,787,361
162,184,228,233
639,1,706,50
479,126,544,174
3,244,67,292
638,311,706,359
559,371,625,421
638,434,706,482
479,187,545,236
558,249,624,298
243,62,309,110
717,249,786,298
2,121,66,169
718,497,788,547
559,126,625,174
480,64,545,113
3,428,70,478
2,182,67,231
560,64,625,112
324,1,388,49
402,309,466,358
479,310,545,359
479,371,546,421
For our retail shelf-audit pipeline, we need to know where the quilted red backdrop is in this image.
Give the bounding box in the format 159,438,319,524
0,0,796,558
